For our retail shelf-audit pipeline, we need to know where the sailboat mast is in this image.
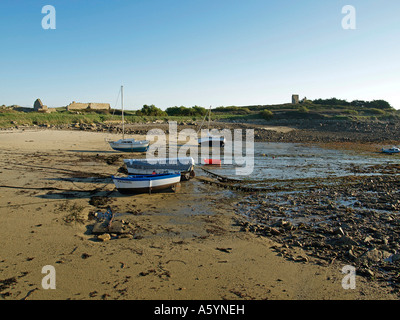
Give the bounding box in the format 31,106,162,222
121,85,124,140
208,106,211,130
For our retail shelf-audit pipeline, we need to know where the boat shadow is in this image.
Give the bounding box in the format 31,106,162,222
67,149,147,155
45,177,112,183
35,185,180,200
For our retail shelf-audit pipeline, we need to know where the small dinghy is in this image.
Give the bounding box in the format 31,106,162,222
111,173,181,194
381,147,400,154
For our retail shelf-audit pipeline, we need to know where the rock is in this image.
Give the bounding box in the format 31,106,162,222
346,249,358,261
293,240,303,247
97,233,111,242
294,254,309,263
81,253,91,259
357,248,391,265
270,227,281,235
283,222,294,231
384,253,400,263
359,268,375,278
334,235,358,247
363,235,375,243
333,227,345,236
273,219,293,230
119,233,134,239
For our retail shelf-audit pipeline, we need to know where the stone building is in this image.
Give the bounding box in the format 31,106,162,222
67,101,110,111
292,94,299,104
33,99,48,112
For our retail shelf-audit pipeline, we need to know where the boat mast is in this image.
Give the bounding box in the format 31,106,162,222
208,106,211,130
121,85,124,140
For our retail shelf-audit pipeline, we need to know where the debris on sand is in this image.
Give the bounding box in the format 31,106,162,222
90,206,136,240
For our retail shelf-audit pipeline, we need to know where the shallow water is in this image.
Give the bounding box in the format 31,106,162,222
197,142,400,182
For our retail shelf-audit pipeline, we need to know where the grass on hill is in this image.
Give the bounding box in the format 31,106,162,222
0,100,399,128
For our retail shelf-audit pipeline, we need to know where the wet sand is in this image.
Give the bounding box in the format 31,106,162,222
0,129,397,300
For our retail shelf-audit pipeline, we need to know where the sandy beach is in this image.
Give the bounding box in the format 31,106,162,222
0,128,397,300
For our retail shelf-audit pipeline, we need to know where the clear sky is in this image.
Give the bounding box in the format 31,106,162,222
0,0,399,110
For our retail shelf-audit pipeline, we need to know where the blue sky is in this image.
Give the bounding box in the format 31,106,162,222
0,0,399,110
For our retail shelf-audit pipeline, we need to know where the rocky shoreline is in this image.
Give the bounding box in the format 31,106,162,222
234,171,400,295
3,118,400,144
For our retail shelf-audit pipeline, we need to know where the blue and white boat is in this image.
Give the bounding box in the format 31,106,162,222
112,173,181,194
123,157,195,180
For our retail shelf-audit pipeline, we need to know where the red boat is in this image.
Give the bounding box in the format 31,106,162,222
203,158,221,166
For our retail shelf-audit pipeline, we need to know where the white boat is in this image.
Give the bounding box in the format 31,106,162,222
108,86,150,152
109,138,150,152
197,106,225,147
382,147,400,154
198,135,225,147
111,173,181,194
123,157,195,180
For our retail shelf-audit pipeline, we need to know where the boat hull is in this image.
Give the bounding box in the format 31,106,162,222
123,157,195,180
198,137,225,147
124,169,194,181
381,148,400,154
112,173,181,194
109,141,150,152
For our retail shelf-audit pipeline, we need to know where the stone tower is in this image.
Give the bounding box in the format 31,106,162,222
292,94,299,104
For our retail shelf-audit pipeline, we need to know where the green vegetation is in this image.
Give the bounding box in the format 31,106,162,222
214,106,252,115
0,111,109,127
165,105,207,117
297,105,309,113
260,109,274,120
0,98,397,128
136,104,167,117
313,98,393,110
